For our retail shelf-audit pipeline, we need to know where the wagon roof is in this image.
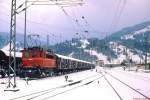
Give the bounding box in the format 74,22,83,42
55,54,92,64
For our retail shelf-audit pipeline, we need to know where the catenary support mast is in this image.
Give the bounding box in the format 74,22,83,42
5,0,83,91
6,0,18,90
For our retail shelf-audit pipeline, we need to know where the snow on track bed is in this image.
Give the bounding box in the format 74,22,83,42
45,73,121,100
9,74,103,100
113,67,150,79
103,76,123,100
105,69,150,97
0,70,99,100
112,68,150,83
103,71,150,100
1,68,150,100
32,76,104,100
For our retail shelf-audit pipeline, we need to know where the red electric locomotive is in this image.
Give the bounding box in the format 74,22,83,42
22,47,56,69
21,47,95,78
21,47,57,77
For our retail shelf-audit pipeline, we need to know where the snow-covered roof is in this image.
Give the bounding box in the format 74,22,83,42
0,43,22,58
1,43,22,58
84,49,108,64
0,49,22,58
56,54,92,64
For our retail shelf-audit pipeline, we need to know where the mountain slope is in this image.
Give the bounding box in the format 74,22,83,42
0,21,150,64
50,21,150,64
0,32,47,49
0,32,24,48
106,21,150,51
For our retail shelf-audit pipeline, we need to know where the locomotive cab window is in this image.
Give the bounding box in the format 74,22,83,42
40,51,44,57
24,51,30,58
32,50,38,57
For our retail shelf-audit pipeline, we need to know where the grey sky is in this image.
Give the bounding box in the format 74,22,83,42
0,0,150,43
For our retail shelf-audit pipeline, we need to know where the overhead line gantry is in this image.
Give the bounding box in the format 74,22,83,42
5,0,84,91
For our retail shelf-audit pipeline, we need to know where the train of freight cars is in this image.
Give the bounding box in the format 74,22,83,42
0,47,95,78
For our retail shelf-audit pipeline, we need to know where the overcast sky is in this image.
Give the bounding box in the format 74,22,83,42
0,0,150,43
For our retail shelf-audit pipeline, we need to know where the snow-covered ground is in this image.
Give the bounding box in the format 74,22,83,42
80,39,90,49
0,67,150,100
82,40,149,64
84,49,109,63
109,42,144,64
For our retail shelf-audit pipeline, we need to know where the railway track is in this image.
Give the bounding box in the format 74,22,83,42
39,75,104,100
9,70,150,100
10,74,103,100
114,70,150,83
103,71,150,100
103,75,123,100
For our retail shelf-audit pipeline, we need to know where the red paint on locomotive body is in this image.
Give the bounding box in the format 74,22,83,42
22,47,56,69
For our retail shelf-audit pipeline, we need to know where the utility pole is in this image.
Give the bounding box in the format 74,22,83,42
47,34,49,50
144,35,148,70
4,0,83,91
5,0,19,91
24,0,27,48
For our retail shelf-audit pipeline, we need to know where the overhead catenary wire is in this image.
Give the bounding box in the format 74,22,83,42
70,7,83,37
16,0,83,14
73,6,89,38
1,0,127,44
58,5,99,61
104,0,127,62
0,6,75,45
113,0,127,31
108,0,127,34
0,9,61,46
59,6,79,34
18,0,82,46
0,13,25,31
58,6,92,60
107,0,121,35
58,6,92,43
2,0,85,90
16,0,40,14
0,0,126,36
81,16,105,38
0,1,84,38
59,6,86,36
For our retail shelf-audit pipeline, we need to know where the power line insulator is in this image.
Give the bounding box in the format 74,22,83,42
82,16,84,19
